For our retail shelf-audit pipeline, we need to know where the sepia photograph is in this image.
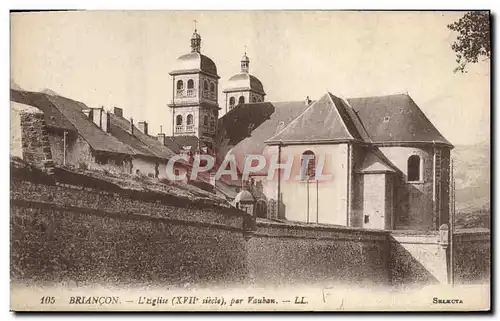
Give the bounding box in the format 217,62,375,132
9,10,491,312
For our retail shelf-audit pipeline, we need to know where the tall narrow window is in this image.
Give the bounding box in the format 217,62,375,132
187,79,194,89
186,114,193,125
239,96,245,104
256,200,267,218
176,115,183,126
407,155,421,182
204,115,209,126
210,82,215,93
229,97,236,109
301,150,316,180
176,80,184,90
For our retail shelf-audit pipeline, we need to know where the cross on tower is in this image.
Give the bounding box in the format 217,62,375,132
194,19,197,31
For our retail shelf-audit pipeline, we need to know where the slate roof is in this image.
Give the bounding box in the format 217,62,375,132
218,101,310,156
10,89,77,133
108,114,162,160
358,151,399,174
45,94,135,155
266,93,366,144
173,135,208,151
347,94,452,147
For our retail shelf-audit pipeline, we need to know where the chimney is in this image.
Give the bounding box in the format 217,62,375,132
102,111,111,133
129,117,134,135
113,107,123,118
305,96,311,106
138,121,148,135
157,133,166,145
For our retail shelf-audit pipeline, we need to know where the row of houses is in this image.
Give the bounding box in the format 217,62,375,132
10,88,237,199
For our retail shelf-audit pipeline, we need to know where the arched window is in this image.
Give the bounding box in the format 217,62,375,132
204,115,209,126
407,155,421,182
229,97,236,109
186,114,193,125
256,200,267,218
176,115,183,126
210,82,215,93
301,150,316,180
203,80,209,91
187,79,194,89
176,80,184,90
239,96,245,104
253,96,257,102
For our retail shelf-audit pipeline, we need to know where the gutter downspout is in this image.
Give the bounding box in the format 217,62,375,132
432,140,437,230
277,141,282,220
63,131,67,166
346,143,352,226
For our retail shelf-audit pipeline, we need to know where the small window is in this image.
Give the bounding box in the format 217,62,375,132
204,115,209,126
176,80,184,90
253,96,257,102
186,114,193,125
238,96,245,104
383,116,390,122
407,155,421,182
203,80,209,91
187,79,194,89
210,82,215,93
229,97,236,109
176,115,183,126
301,150,316,180
364,215,370,224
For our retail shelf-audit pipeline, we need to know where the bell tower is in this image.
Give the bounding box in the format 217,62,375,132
168,24,220,148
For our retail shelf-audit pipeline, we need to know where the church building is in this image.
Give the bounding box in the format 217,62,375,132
167,27,454,231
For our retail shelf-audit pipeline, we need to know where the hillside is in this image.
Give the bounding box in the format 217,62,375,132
451,142,490,228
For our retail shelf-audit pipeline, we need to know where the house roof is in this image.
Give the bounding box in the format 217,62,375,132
45,94,135,155
108,114,163,160
347,94,453,147
172,135,208,151
266,93,365,145
10,89,77,133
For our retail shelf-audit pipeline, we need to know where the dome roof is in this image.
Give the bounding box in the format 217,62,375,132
234,190,255,203
223,73,265,95
169,52,219,78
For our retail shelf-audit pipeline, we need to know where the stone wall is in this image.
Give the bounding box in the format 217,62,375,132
389,232,447,286
453,229,490,284
246,220,391,287
13,102,54,173
10,162,490,288
10,174,248,287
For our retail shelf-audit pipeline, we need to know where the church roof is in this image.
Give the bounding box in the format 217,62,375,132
218,101,310,157
223,73,265,95
169,52,219,78
266,93,366,145
347,94,452,147
358,151,400,174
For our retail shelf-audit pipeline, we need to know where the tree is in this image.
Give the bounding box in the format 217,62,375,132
447,11,490,73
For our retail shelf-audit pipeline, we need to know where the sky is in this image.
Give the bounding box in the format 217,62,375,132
10,11,490,145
